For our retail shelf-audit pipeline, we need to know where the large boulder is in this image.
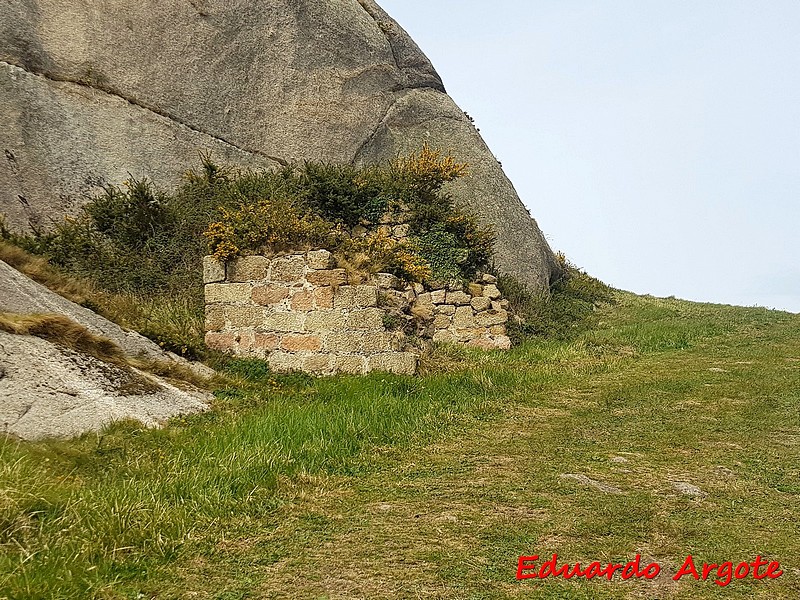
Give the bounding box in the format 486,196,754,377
0,259,212,439
1,259,176,362
0,330,208,440
0,0,558,291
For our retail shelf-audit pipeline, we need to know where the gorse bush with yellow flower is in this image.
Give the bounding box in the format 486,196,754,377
202,144,494,285
3,147,495,354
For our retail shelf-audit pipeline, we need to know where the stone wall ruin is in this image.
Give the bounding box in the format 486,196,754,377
203,251,511,376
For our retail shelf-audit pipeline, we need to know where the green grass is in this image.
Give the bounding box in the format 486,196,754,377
1,292,799,599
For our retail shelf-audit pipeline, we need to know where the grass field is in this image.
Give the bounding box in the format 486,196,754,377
1,291,798,599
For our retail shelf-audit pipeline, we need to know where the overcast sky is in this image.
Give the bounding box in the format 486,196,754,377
379,0,800,313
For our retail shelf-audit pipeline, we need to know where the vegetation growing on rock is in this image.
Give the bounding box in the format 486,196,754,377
1,147,609,358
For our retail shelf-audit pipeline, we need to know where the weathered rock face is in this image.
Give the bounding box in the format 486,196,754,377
0,331,209,440
1,259,171,362
0,0,558,291
0,259,212,439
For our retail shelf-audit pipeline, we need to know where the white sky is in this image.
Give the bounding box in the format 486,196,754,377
379,0,800,313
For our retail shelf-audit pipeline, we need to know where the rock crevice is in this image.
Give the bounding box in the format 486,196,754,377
1,60,284,166
0,0,558,292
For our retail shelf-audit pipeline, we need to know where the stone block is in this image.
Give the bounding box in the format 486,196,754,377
475,309,508,327
205,305,226,331
333,354,367,375
305,310,347,331
452,305,476,329
435,304,456,315
227,305,266,328
481,273,498,284
490,325,507,335
205,283,251,304
334,285,355,309
354,285,378,308
433,314,452,329
465,336,511,350
468,283,484,297
290,290,315,311
470,296,492,311
324,331,364,352
494,335,512,350
361,331,398,352
446,290,472,306
367,352,418,375
203,256,226,283
263,311,306,332
416,292,432,306
347,308,385,331
483,284,502,300
313,286,335,308
306,249,334,269
252,333,279,351
446,280,464,291
411,304,434,321
433,330,456,344
270,256,306,282
252,284,289,306
227,256,270,282
430,289,447,304
377,224,393,236
466,337,498,351
455,327,485,342
392,223,410,238
373,272,400,289
205,331,236,351
303,353,331,374
236,330,255,351
306,268,348,286
268,351,304,373
281,334,323,352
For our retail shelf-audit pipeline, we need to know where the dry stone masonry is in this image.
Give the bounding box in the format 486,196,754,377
204,251,511,376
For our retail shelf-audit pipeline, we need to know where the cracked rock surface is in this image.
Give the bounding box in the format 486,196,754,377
0,259,212,439
0,0,558,291
1,259,172,362
0,331,208,440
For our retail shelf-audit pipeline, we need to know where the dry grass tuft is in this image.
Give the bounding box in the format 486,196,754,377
416,342,473,375
0,311,126,365
0,240,98,306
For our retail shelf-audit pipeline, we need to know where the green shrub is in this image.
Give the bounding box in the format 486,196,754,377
300,162,388,225
201,145,493,284
205,197,334,262
4,147,497,355
499,260,614,342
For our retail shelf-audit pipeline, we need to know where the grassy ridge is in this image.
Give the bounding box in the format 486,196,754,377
1,292,798,598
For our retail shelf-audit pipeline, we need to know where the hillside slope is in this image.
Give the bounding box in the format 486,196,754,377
1,293,798,598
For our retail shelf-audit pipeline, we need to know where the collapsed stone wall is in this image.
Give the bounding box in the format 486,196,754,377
414,278,511,350
204,251,511,376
